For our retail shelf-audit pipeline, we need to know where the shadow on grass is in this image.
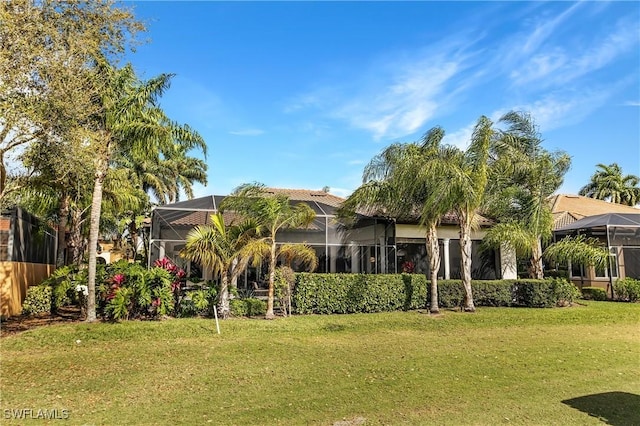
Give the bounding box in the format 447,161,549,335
562,392,640,425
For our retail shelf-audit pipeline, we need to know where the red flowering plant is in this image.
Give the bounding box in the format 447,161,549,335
107,273,126,300
154,257,186,308
402,261,415,274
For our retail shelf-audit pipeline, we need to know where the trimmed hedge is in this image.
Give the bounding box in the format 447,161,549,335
581,287,608,301
293,273,427,315
293,274,580,314
230,298,267,317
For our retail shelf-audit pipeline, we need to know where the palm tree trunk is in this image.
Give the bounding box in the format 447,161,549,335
56,195,70,267
530,238,544,279
266,242,277,319
459,211,475,312
69,208,84,265
426,223,440,314
86,146,109,322
219,275,230,319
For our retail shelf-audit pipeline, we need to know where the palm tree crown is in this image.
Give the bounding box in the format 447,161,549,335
579,163,640,206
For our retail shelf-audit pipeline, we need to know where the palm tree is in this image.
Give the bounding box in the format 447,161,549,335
85,64,206,321
484,111,570,278
424,116,494,312
180,213,266,318
221,184,318,319
340,127,451,314
579,163,640,206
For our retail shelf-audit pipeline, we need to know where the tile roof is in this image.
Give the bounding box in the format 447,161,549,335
548,194,639,230
263,188,345,208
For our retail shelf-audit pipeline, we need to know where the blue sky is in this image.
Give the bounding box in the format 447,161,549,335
127,1,640,199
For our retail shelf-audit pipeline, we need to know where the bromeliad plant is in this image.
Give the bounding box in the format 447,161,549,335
100,260,182,320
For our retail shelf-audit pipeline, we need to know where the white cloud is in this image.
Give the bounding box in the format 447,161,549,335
510,15,640,87
623,101,640,107
442,123,475,150
510,89,612,131
333,57,461,140
228,129,265,136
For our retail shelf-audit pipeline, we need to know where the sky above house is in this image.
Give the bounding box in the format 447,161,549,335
127,1,640,200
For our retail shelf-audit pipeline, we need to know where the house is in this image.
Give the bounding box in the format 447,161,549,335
148,188,516,291
550,194,640,292
0,207,56,317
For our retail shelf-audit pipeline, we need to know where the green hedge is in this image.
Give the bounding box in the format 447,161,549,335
614,278,640,302
293,274,580,314
230,298,267,317
293,273,427,314
581,287,608,301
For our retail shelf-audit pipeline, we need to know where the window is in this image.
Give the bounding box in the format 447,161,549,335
570,261,583,278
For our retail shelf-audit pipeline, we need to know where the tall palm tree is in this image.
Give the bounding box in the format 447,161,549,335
221,183,318,319
85,64,206,321
484,111,570,278
340,127,451,314
579,163,640,206
180,213,266,318
424,116,494,312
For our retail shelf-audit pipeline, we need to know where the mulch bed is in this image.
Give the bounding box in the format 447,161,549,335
1,306,84,337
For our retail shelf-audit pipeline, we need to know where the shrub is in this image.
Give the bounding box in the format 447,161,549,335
245,298,267,316
229,299,247,317
229,298,267,317
434,280,466,308
178,289,215,317
40,265,87,312
614,278,640,302
551,278,582,306
21,285,52,316
512,280,556,308
275,266,296,316
293,274,577,314
293,273,428,315
100,262,176,320
581,286,608,301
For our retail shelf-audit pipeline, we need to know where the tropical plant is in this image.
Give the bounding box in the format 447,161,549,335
221,184,318,319
340,127,451,314
85,64,206,322
274,266,296,316
579,163,640,206
180,212,266,318
484,111,570,279
543,235,609,274
422,116,494,312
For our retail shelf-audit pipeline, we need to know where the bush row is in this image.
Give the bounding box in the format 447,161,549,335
293,274,582,314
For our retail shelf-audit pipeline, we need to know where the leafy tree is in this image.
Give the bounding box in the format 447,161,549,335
484,111,571,278
85,64,206,322
221,184,318,319
180,213,265,318
579,163,640,206
0,0,142,206
340,127,451,314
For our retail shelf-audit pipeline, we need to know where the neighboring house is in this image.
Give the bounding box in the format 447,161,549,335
149,188,516,291
0,207,56,317
549,194,640,291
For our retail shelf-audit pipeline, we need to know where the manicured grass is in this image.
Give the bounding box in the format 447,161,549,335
1,302,639,425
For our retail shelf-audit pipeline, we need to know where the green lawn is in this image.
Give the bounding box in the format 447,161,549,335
1,302,639,425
